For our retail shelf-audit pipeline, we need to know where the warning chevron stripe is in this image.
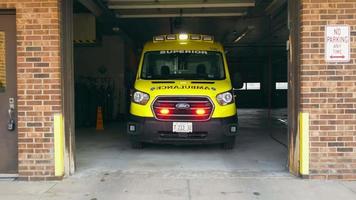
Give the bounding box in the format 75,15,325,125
73,40,96,44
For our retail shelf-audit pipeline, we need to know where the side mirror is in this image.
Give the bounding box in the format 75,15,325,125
232,73,243,89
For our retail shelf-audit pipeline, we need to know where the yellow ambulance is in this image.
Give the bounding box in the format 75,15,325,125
127,34,241,149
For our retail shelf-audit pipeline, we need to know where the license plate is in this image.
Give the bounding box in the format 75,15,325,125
173,122,193,133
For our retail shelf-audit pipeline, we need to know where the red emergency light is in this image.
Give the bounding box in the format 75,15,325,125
195,109,206,115
159,108,170,115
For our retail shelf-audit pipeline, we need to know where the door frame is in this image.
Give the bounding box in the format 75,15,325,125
61,0,76,175
0,10,18,176
60,0,303,176
287,0,301,175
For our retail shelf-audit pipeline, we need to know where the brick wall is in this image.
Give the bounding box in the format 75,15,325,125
300,0,356,180
0,0,62,180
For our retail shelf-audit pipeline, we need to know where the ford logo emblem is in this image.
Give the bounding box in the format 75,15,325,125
176,103,190,109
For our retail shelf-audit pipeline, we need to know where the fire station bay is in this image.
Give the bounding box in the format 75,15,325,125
0,0,355,182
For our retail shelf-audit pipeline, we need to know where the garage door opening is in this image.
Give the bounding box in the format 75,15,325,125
67,0,298,177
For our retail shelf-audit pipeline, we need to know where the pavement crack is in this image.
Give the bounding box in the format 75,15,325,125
37,182,59,200
186,179,192,200
44,182,58,194
340,182,356,194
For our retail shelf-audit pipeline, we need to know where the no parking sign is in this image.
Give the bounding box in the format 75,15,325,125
325,25,350,63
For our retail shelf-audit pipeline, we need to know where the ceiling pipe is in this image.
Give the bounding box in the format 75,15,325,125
265,0,287,16
224,43,286,48
108,1,255,9
78,0,103,16
116,12,247,18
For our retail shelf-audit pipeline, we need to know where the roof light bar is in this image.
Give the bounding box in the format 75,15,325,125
202,35,214,41
153,34,214,42
190,34,201,40
178,33,189,40
166,34,177,40
154,35,165,41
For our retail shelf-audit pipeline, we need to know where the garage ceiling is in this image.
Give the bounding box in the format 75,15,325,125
102,0,278,43
106,0,255,18
76,0,288,60
104,0,261,45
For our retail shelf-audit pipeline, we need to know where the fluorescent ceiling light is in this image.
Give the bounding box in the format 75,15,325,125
108,1,256,9
233,26,255,43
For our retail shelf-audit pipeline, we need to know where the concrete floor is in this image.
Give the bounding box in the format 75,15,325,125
2,109,355,199
75,109,289,178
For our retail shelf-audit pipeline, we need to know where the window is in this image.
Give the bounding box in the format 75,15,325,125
238,82,261,90
0,32,6,93
246,82,261,90
276,82,288,90
141,51,225,80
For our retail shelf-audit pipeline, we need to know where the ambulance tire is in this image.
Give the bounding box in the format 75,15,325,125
221,137,236,150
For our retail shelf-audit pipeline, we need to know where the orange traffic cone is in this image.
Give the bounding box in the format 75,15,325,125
96,106,104,131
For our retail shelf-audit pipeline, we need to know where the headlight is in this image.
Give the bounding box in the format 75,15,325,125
216,91,233,106
132,90,150,105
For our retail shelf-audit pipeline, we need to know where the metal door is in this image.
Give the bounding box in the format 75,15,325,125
0,14,18,174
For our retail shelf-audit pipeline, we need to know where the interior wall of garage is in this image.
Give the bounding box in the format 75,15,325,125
0,0,62,180
74,36,127,123
299,0,356,180
230,53,288,108
225,6,289,109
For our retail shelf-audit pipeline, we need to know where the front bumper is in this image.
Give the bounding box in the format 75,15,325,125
127,115,238,144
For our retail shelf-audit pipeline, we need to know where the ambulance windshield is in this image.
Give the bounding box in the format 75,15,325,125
141,51,225,80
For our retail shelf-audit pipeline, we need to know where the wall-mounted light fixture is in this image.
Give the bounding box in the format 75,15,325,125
233,26,255,43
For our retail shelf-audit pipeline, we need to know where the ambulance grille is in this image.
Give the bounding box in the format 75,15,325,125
152,96,214,121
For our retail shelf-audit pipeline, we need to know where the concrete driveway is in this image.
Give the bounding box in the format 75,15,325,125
1,109,354,199
1,172,356,200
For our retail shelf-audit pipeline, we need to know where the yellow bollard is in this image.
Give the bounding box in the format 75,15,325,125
54,114,64,177
299,112,309,176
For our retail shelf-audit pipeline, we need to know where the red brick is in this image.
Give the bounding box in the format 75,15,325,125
0,0,62,179
301,0,356,180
